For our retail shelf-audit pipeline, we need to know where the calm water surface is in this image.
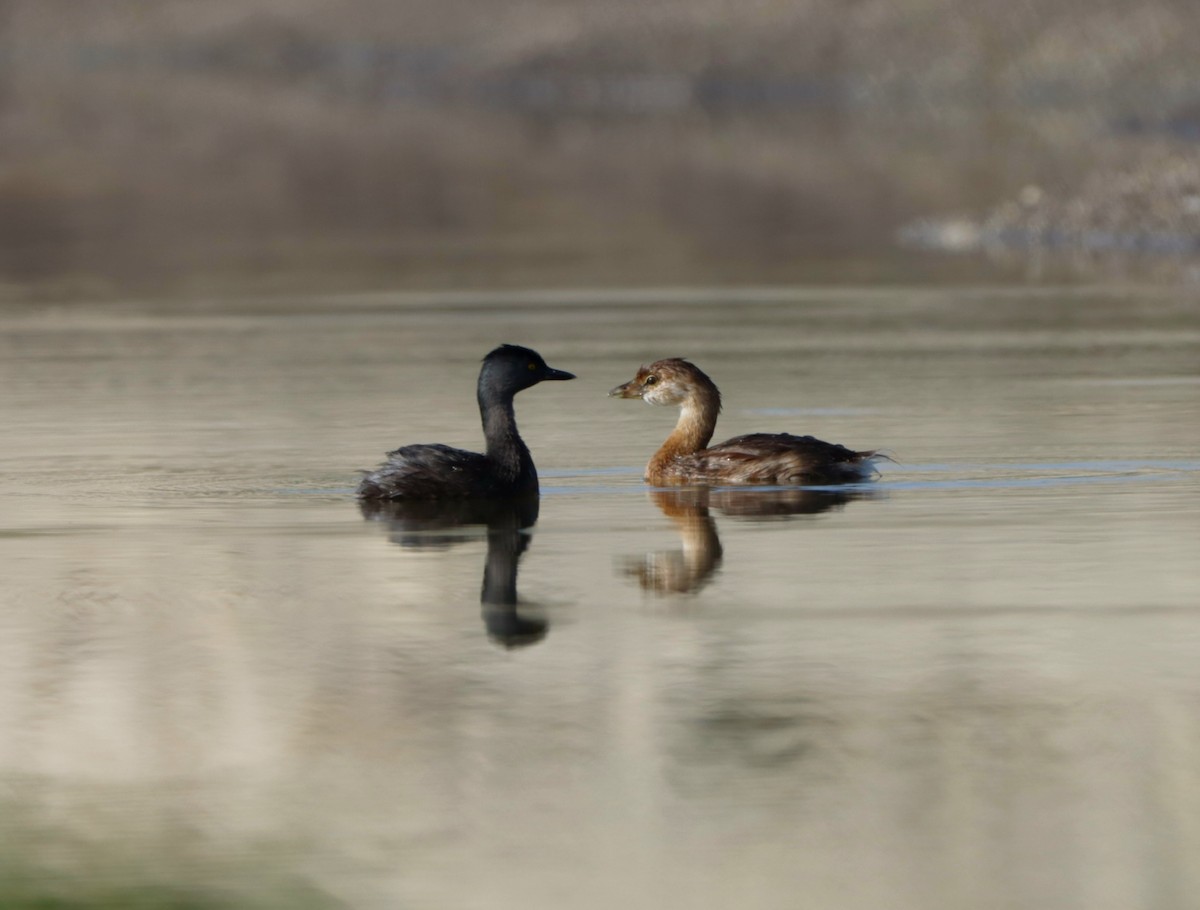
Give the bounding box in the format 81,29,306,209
2,287,1199,909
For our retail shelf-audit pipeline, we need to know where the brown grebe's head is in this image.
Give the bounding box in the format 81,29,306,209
609,358,721,410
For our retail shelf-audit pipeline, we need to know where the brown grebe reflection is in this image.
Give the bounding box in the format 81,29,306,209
610,358,878,486
623,487,859,595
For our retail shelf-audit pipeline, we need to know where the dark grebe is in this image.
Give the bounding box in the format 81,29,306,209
609,358,878,486
357,345,574,500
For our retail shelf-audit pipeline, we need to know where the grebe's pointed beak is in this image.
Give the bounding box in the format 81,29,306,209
542,366,575,381
609,380,642,399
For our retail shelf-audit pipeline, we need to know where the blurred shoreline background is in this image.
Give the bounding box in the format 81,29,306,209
4,7,1200,908
3,0,1200,301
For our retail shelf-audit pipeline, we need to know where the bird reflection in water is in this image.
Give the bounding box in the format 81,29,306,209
359,495,547,648
623,487,865,595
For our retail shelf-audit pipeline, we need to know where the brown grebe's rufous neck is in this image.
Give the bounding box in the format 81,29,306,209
609,358,722,473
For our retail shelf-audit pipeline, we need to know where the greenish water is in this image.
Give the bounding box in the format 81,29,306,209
2,287,1199,909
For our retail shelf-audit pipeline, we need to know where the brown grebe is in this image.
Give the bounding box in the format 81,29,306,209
357,345,574,500
610,358,877,486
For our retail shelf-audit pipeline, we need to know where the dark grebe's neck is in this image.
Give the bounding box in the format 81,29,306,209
479,390,536,489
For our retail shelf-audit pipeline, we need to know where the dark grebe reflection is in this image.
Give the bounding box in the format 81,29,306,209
622,487,864,595
360,495,547,648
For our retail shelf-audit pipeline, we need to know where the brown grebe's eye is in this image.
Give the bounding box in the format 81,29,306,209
528,363,538,371
644,375,658,386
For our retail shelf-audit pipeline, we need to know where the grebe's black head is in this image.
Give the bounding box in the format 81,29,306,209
479,344,575,398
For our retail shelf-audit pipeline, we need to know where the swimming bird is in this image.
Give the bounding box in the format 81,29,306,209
357,344,574,500
610,357,877,485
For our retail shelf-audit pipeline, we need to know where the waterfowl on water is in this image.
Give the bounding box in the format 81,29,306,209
357,344,575,500
610,358,878,486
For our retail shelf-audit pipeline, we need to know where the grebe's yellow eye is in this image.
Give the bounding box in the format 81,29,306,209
644,375,658,386
528,362,538,371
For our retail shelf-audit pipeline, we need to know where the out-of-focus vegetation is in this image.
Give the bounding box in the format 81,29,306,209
0,794,339,909
3,0,1200,298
